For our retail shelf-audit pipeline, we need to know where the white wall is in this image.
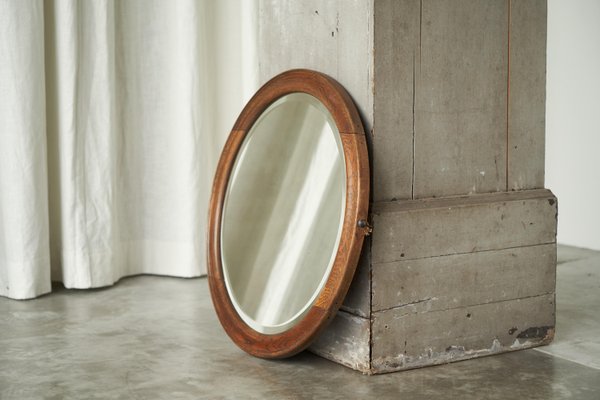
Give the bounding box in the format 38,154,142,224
546,0,600,250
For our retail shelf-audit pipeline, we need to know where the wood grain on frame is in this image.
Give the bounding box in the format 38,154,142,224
207,69,370,358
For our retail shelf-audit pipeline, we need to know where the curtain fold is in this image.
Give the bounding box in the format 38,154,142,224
0,0,258,300
0,1,50,299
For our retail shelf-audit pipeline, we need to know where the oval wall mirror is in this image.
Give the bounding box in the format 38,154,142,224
207,69,370,358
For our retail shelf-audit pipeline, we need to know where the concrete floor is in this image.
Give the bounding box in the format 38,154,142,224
1,245,599,399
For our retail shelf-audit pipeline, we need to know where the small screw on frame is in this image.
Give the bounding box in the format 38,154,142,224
357,220,372,235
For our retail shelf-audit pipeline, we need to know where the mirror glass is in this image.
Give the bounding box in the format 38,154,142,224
221,93,346,334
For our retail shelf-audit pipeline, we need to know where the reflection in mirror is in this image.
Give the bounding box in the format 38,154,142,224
221,93,346,334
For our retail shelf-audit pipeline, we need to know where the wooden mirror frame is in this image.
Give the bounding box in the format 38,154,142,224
207,69,370,358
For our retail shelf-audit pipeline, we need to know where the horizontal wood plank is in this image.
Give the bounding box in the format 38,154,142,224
372,189,557,264
372,244,556,312
371,293,555,373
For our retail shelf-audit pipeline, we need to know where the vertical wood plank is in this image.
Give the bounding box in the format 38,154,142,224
414,0,508,198
372,0,420,202
508,0,547,190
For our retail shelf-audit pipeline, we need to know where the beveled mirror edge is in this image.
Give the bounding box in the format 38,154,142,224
207,69,370,359
221,93,348,335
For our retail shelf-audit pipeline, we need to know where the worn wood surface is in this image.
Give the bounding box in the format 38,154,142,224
372,0,419,202
309,310,371,373
373,243,556,312
340,239,371,318
372,189,557,264
257,0,554,373
508,0,547,190
371,293,555,373
259,0,548,200
258,0,374,133
414,0,508,198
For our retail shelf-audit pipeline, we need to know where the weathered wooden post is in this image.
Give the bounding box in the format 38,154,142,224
258,0,555,373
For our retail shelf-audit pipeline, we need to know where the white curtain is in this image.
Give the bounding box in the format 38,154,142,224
0,0,258,300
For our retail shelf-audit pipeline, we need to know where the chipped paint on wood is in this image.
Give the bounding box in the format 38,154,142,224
371,334,553,374
371,293,555,373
